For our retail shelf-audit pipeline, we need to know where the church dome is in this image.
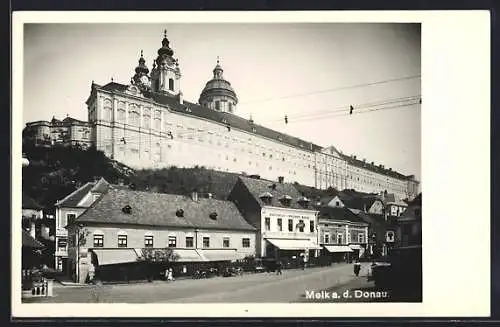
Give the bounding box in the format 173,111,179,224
198,58,238,112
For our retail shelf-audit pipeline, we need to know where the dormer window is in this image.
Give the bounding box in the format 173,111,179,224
209,212,218,220
176,209,184,217
259,192,273,204
122,205,132,214
279,194,292,206
185,106,192,113
297,196,311,208
221,119,228,124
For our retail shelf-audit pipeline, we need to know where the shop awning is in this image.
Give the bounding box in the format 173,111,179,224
267,238,322,250
197,249,239,262
324,245,354,253
349,244,362,250
173,249,205,262
93,249,140,266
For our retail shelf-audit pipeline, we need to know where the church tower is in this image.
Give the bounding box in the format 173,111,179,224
198,57,238,113
150,30,181,96
131,50,151,91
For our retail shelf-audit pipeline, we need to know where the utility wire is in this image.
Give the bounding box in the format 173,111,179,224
238,74,421,108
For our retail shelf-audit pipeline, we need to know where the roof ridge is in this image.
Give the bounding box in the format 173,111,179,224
55,181,94,206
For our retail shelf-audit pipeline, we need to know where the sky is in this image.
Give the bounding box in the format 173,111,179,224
23,23,421,181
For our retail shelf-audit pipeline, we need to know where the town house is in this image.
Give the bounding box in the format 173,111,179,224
54,178,110,272
66,187,256,283
316,205,369,263
228,176,321,264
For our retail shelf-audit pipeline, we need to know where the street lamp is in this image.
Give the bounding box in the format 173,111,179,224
76,223,84,283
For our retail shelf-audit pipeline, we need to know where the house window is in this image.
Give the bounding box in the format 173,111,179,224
57,238,67,250
324,233,330,244
358,234,364,243
118,235,128,248
168,78,174,91
65,213,76,228
203,237,210,248
298,220,305,232
265,218,271,231
310,220,315,233
186,236,194,248
242,238,250,248
337,234,343,244
144,235,154,248
336,201,340,207
288,219,293,232
93,234,104,248
277,218,283,231
223,237,230,248
168,236,177,248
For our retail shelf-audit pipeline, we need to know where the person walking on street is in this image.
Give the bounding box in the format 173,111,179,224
353,260,361,277
276,261,282,275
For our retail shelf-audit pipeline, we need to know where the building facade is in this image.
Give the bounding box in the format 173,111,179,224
66,187,256,283
228,176,321,263
54,178,110,272
25,30,419,200
316,206,369,262
23,116,92,149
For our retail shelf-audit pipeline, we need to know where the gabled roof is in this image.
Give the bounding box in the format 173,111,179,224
74,188,256,231
22,193,43,210
316,206,367,224
55,179,110,208
97,82,323,153
22,230,45,248
91,177,110,194
237,176,311,210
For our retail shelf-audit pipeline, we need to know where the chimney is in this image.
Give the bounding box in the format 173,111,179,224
179,91,184,104
278,176,284,184
271,183,277,190
191,190,198,202
207,193,213,199
353,155,357,159
371,161,374,165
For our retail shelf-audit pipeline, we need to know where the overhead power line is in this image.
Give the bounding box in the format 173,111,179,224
238,74,421,107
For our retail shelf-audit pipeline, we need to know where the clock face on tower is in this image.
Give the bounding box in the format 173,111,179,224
140,75,150,86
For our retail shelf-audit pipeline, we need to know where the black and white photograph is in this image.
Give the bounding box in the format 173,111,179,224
12,11,490,318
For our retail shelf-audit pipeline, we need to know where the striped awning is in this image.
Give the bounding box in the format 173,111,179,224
349,244,362,250
197,249,239,262
324,245,353,253
92,249,140,266
173,249,205,262
267,238,322,250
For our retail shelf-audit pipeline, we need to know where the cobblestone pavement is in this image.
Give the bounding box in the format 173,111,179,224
23,263,377,303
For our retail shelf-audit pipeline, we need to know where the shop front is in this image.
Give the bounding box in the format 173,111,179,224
264,238,321,268
323,245,354,263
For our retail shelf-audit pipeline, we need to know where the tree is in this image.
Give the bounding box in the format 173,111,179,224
138,247,180,282
140,247,180,263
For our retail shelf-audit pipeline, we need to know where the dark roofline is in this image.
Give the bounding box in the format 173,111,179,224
95,82,322,153
74,187,257,231
341,154,415,181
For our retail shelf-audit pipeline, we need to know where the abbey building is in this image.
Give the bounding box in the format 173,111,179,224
26,31,420,201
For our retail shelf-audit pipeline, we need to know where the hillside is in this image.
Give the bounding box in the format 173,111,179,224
22,145,134,211
22,144,339,211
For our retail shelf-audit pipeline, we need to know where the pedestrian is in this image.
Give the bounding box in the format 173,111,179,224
353,260,361,277
167,268,174,281
276,261,282,275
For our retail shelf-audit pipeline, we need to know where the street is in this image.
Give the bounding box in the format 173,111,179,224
23,263,384,303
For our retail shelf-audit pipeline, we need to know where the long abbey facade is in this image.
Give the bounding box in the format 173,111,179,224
28,31,420,200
